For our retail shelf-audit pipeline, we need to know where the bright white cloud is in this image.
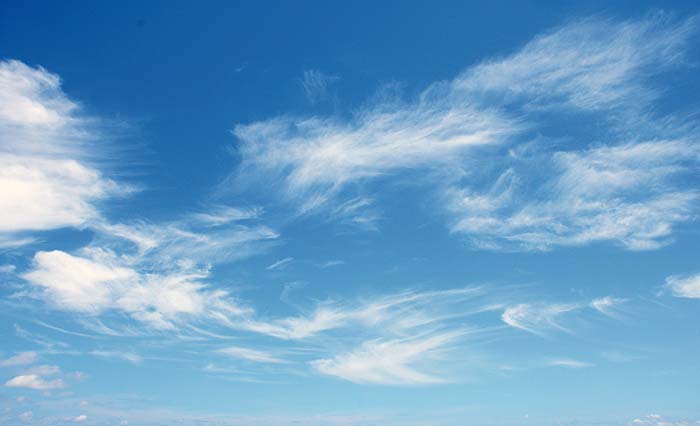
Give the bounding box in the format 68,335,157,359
311,332,460,385
0,60,128,245
5,374,64,390
448,140,700,251
502,296,625,335
590,296,626,317
457,14,697,110
0,351,38,367
233,89,518,214
237,288,500,385
502,303,580,335
664,273,700,299
22,249,250,330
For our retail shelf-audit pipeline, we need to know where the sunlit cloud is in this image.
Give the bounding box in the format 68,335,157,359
664,273,700,299
229,14,699,251
0,60,130,246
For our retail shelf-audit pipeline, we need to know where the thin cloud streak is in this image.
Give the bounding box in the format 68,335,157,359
229,14,699,251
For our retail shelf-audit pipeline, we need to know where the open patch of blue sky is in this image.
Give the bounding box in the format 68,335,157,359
1,2,700,426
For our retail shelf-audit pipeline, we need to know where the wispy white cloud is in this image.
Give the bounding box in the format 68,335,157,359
24,364,61,376
96,217,278,263
243,287,490,340
319,260,345,268
664,273,700,299
189,205,262,227
590,296,627,317
0,351,38,367
311,332,461,385
301,69,339,104
501,302,580,335
89,350,143,364
547,358,595,368
237,287,502,385
457,13,697,110
4,365,68,391
230,15,699,251
216,346,287,364
232,83,517,215
501,295,628,335
449,140,700,251
266,257,294,271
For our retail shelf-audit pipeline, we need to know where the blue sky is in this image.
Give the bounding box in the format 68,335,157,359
1,1,700,425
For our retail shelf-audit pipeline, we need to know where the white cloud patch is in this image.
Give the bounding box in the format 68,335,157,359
449,140,700,251
590,296,627,317
502,296,626,335
189,206,262,227
0,351,38,367
311,332,460,385
233,86,517,214
230,15,699,250
501,302,580,335
5,374,64,390
664,273,700,299
319,260,345,268
239,287,503,385
216,346,287,364
22,248,251,330
0,59,128,245
457,14,696,110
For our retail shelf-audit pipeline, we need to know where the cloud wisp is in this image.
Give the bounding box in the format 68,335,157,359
663,273,700,299
229,14,699,251
0,60,129,248
501,296,625,336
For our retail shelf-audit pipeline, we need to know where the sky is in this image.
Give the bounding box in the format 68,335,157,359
1,1,700,425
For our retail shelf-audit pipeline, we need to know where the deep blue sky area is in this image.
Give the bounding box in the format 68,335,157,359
1,2,699,426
